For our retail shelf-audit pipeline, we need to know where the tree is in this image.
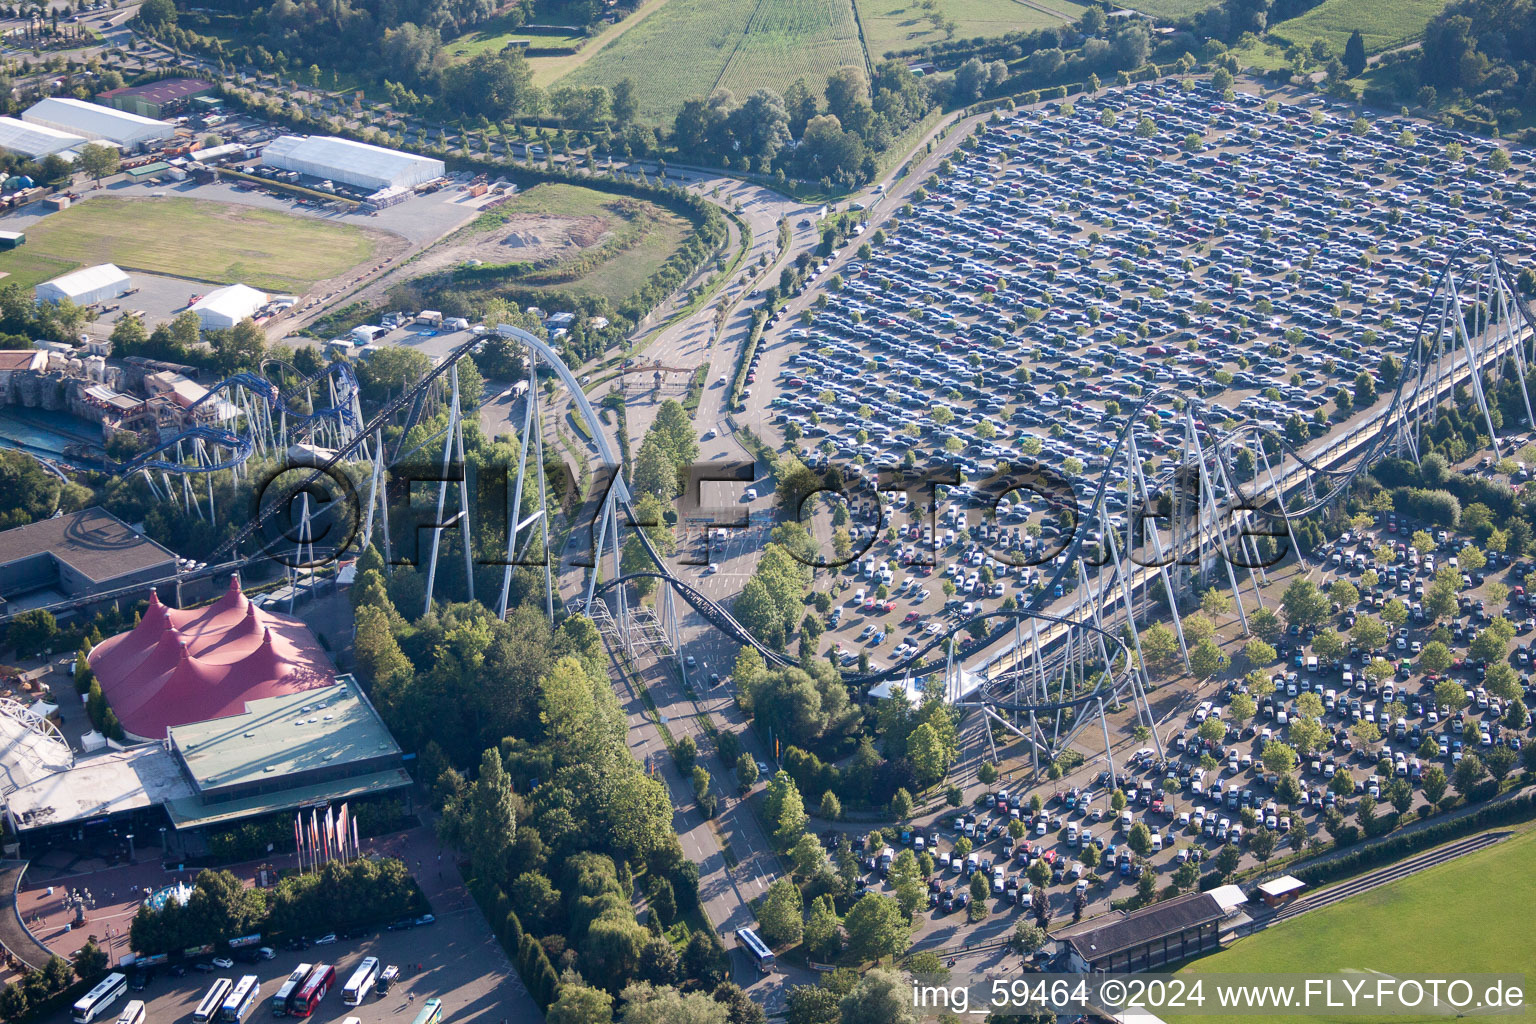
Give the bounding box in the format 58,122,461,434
1489,147,1511,173
736,753,759,788
77,142,119,185
1248,826,1277,865
1434,678,1467,713
1214,843,1241,880
1343,30,1366,77
1419,640,1452,674
1242,638,1277,668
1453,752,1487,798
889,787,914,821
72,939,107,981
765,772,809,848
1261,741,1299,776
843,893,908,964
1013,921,1047,955
549,975,615,1024
1422,765,1448,807
1126,822,1153,858
906,722,948,786
439,747,516,886
7,608,56,658
1352,616,1388,652
1189,638,1229,680
1281,579,1328,628
757,879,804,948
840,970,918,1024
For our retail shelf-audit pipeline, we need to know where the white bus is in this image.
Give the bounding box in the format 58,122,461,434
114,1000,146,1024
72,973,127,1024
271,963,312,1016
341,957,379,1006
222,975,261,1022
194,979,234,1024
735,927,774,973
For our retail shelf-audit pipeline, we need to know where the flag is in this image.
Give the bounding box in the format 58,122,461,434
352,818,359,858
310,809,320,865
294,815,303,872
338,804,349,863
325,806,336,862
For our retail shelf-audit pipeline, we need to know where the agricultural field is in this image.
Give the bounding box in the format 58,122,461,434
415,182,690,305
559,0,865,124
0,196,385,295
856,0,1084,58
1267,0,1452,55
1173,829,1536,1024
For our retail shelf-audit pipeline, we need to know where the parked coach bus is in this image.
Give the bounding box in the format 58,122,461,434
72,974,127,1024
193,979,233,1024
341,957,379,1006
287,963,334,1018
271,963,313,1015
410,997,444,1024
113,1000,146,1024
221,974,261,1022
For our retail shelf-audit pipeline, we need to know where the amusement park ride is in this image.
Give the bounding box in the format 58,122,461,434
12,243,1536,775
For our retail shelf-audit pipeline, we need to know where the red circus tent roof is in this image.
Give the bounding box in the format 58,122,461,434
87,577,336,739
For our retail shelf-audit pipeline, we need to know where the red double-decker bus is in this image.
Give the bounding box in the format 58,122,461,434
286,964,334,1018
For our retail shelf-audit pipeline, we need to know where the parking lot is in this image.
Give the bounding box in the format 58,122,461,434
684,76,1536,947
732,78,1536,673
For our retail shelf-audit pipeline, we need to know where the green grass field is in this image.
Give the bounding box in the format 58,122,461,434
0,197,382,295
1172,829,1536,1024
560,0,866,124
445,13,586,63
857,0,1085,58
1113,0,1219,21
1267,0,1451,54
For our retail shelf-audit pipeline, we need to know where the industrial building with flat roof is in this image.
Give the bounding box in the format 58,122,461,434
23,96,173,151
35,262,131,305
0,507,177,616
97,77,214,119
0,116,84,159
262,134,444,192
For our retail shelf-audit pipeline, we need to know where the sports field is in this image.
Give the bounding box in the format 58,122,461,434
1172,829,1536,1024
560,0,867,123
856,0,1085,58
0,197,382,294
1267,0,1451,54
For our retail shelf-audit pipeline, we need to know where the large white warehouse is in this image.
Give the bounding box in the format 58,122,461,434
189,284,267,329
262,135,444,192
0,116,84,159
36,264,131,305
22,97,172,151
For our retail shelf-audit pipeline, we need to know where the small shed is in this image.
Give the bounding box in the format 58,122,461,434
0,230,24,250
1256,876,1307,907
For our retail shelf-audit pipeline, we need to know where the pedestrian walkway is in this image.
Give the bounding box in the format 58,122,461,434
0,861,55,971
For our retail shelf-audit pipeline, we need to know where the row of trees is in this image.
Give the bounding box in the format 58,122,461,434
127,860,423,956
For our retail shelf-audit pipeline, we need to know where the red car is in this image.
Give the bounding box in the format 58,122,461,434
902,612,921,625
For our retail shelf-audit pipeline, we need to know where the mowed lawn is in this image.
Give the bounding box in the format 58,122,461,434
560,0,864,124
0,197,380,295
1171,829,1536,1024
1268,0,1452,54
444,13,585,63
1114,0,1219,22
857,0,1084,58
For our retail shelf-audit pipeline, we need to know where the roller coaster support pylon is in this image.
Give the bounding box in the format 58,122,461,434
422,362,476,617
496,348,555,622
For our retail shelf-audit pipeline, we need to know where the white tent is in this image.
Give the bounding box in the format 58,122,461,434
22,97,172,150
36,263,130,305
262,134,444,191
0,116,83,158
189,283,268,329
